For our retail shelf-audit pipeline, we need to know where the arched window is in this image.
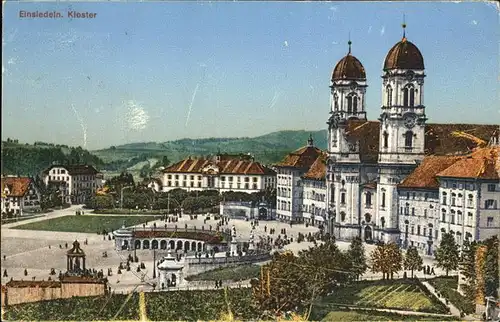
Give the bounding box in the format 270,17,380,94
364,213,371,223
381,192,386,208
404,131,413,148
340,211,346,222
334,93,339,111
347,96,353,113
403,87,409,107
386,85,393,106
409,88,415,107
353,97,358,113
365,192,372,206
383,131,389,148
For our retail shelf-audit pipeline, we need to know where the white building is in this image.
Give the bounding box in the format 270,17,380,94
162,153,276,193
302,153,328,227
1,176,41,216
42,164,102,204
398,147,500,255
323,26,499,245
274,136,324,223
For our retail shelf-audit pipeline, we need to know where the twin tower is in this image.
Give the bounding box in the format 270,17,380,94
327,26,427,165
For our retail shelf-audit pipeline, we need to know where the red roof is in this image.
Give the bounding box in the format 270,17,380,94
275,146,323,169
399,155,463,189
343,120,498,164
437,146,499,180
164,156,275,175
1,177,32,197
303,153,327,180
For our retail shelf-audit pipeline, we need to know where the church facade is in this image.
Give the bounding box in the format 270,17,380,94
275,26,499,254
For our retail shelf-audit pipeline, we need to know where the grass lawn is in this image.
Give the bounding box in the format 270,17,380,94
320,309,459,321
313,279,448,315
185,264,261,282
428,276,475,314
13,215,161,233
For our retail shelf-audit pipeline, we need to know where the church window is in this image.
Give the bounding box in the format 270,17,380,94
347,96,352,113
405,203,409,215
340,192,346,205
404,131,413,148
383,132,389,148
386,85,393,106
409,88,415,107
365,192,372,206
403,87,409,107
334,93,339,111
353,97,358,113
381,193,386,208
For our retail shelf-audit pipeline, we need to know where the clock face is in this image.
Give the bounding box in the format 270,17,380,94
404,114,416,128
406,71,415,81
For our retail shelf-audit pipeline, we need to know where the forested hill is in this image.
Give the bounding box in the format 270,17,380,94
92,130,328,165
1,139,105,176
1,130,327,176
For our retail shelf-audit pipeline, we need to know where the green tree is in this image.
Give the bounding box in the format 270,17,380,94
94,195,114,209
459,239,477,302
435,232,459,276
161,155,170,167
347,237,367,280
483,235,499,298
371,242,403,280
404,246,423,278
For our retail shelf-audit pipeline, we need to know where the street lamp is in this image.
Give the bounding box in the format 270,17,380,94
120,186,134,209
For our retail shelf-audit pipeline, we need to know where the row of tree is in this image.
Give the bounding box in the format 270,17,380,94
250,237,367,317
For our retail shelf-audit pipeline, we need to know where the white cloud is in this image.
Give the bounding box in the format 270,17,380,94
284,40,289,47
368,26,372,34
7,57,17,65
380,26,385,36
471,20,478,25
125,100,149,131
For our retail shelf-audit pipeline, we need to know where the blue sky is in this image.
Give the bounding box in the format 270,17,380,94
2,1,499,150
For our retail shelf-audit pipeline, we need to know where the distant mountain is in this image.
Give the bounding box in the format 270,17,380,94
93,130,328,166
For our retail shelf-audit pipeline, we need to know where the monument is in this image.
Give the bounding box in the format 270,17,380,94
157,247,186,290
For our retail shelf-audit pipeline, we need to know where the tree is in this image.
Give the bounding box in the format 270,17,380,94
483,235,499,298
94,195,115,209
459,239,477,302
435,232,459,276
347,237,367,280
162,156,170,167
371,242,402,280
404,246,423,278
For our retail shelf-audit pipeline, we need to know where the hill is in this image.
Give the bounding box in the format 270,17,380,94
1,130,327,178
92,129,328,166
1,139,106,176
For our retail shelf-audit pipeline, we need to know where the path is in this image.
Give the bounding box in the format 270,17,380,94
1,205,83,229
341,305,457,318
421,281,461,317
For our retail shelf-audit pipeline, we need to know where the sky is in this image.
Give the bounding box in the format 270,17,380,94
2,1,499,150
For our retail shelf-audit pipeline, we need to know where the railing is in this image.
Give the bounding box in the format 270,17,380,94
186,253,271,265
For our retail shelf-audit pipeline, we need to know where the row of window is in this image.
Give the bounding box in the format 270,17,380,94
404,191,438,201
166,180,259,190
385,84,418,107
381,131,414,149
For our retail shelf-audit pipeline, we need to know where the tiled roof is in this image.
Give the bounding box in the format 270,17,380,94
362,181,378,189
437,146,500,180
275,146,323,169
1,177,32,197
44,164,99,175
344,120,498,163
399,155,463,189
303,153,327,180
163,156,275,175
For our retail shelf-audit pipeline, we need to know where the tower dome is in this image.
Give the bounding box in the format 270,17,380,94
332,41,366,81
383,24,424,71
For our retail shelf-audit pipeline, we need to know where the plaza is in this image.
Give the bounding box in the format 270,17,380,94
1,205,451,296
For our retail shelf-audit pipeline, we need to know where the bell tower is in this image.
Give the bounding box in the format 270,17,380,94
379,22,427,165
